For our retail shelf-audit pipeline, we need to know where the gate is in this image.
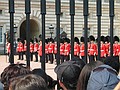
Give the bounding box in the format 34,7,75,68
9,0,115,72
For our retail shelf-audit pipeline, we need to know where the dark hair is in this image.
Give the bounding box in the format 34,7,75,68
62,61,85,90
32,68,48,83
103,56,120,73
77,61,103,90
9,74,48,90
1,64,31,90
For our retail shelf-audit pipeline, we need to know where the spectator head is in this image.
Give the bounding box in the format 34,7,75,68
54,61,85,90
32,68,57,89
103,56,120,73
87,65,119,90
77,61,104,90
9,74,48,90
32,68,48,83
1,63,31,90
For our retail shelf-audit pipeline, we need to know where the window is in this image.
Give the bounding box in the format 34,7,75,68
89,0,96,2
0,26,3,43
104,0,109,3
116,0,120,3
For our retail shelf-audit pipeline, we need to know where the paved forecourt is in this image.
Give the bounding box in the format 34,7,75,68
0,55,57,80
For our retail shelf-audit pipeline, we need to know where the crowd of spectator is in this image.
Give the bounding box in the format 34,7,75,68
0,56,120,90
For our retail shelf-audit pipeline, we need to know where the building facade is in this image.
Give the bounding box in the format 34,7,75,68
0,0,120,53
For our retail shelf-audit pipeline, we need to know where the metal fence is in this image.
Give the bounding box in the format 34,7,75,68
9,0,114,71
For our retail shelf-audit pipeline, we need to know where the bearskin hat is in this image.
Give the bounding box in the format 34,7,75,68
89,35,95,41
64,37,68,43
114,36,119,42
74,37,79,44
49,38,54,43
45,39,48,44
104,36,110,43
17,38,21,42
67,38,70,43
80,36,84,42
100,36,105,42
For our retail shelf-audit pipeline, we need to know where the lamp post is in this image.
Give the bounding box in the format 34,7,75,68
49,24,54,38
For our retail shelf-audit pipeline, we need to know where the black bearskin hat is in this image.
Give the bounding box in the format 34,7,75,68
114,36,119,42
80,37,84,42
74,37,79,44
89,35,95,41
100,36,105,42
49,38,54,43
45,39,48,44
17,38,21,42
104,36,110,43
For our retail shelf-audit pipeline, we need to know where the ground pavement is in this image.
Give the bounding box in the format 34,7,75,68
0,55,57,80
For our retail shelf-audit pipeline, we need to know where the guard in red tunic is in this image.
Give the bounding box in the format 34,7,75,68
96,36,106,61
64,38,71,61
45,39,49,63
48,38,54,64
38,40,42,62
74,37,80,58
80,37,86,62
104,36,110,57
60,38,65,63
113,36,120,63
30,39,34,61
34,38,39,62
88,35,97,62
17,38,24,60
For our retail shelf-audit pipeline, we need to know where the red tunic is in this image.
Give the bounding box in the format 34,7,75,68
17,42,23,52
105,43,110,55
30,43,34,53
74,44,80,56
34,43,39,52
113,43,120,56
48,43,54,54
80,44,85,56
100,44,106,57
64,43,71,56
88,43,97,56
38,44,42,56
60,44,65,55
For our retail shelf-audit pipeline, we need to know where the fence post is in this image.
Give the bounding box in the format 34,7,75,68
83,0,88,63
9,0,15,64
70,0,75,59
55,0,61,89
109,0,114,57
25,0,31,68
97,0,102,60
41,0,46,71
